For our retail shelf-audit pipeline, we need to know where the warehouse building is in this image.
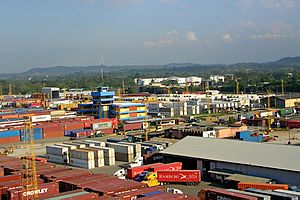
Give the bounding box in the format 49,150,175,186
261,95,300,108
161,136,300,186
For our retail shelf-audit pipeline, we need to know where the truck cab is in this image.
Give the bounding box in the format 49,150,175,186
142,172,160,187
128,156,143,168
114,168,126,179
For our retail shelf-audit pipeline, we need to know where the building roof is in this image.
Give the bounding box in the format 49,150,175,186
162,136,300,172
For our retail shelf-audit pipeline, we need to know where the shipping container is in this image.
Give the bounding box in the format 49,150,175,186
43,125,64,138
127,163,164,179
150,162,182,172
113,186,165,199
0,136,20,144
31,115,51,122
245,188,297,200
157,170,201,183
199,188,258,200
0,130,20,138
7,182,59,200
238,182,289,191
20,127,43,141
121,123,142,131
227,189,271,200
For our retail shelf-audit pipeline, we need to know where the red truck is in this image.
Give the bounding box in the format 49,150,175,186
142,170,201,187
198,188,258,200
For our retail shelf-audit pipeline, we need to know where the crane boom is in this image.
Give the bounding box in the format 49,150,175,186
22,121,38,200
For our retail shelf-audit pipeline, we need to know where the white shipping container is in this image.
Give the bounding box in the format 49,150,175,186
47,154,69,164
70,158,95,169
72,141,95,147
46,145,69,156
81,148,105,167
54,143,77,150
87,146,115,157
69,149,94,160
106,157,116,166
115,152,134,162
92,122,112,130
118,142,141,157
83,140,105,147
63,142,86,149
31,115,51,122
203,130,216,138
106,142,134,154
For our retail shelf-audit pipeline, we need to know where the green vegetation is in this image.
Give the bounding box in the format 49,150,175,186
0,57,300,94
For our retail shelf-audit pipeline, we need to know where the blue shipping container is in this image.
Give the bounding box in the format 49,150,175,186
236,130,253,139
0,130,20,138
242,134,263,142
20,128,43,141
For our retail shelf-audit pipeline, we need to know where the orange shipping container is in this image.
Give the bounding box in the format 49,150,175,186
238,182,288,191
129,113,137,117
129,106,137,111
0,114,19,119
0,136,20,144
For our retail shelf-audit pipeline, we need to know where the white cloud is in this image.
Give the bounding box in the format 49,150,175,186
185,31,198,42
250,21,297,40
237,0,255,10
222,34,233,42
259,0,294,8
143,30,178,48
237,0,295,9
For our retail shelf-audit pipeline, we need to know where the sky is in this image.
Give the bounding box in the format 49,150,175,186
0,0,300,72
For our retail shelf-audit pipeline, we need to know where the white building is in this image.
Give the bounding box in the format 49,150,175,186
210,75,225,83
135,76,202,86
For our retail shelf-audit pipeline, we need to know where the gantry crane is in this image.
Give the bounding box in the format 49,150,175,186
206,81,211,120
0,84,3,100
266,89,272,134
281,79,285,96
8,84,13,95
22,121,38,200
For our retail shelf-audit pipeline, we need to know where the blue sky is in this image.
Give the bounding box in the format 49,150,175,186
0,0,300,72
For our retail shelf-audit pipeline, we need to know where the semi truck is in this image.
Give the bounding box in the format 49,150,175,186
142,170,201,187
114,162,182,179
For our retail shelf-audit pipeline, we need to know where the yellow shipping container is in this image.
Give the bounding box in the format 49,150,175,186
137,106,147,111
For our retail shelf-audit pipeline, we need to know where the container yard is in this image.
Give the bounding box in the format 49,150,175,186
0,86,299,199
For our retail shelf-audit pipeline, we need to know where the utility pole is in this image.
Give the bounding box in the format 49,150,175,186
281,79,284,96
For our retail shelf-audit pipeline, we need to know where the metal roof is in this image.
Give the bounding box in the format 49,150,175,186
162,136,300,172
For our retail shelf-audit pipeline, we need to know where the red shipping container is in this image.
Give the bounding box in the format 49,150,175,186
150,162,182,172
63,122,84,131
199,188,257,200
83,122,91,129
0,174,21,182
63,192,99,200
100,128,114,134
8,182,59,200
114,186,165,199
0,136,20,144
238,182,288,191
43,125,64,138
30,102,42,107
157,170,201,183
122,123,142,131
127,163,164,179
